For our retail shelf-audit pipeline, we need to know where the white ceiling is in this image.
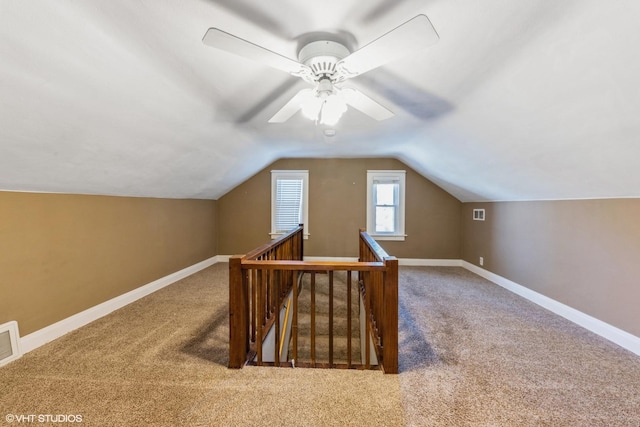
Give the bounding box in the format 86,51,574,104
1,0,640,201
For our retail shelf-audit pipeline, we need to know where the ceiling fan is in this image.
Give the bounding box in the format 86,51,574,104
202,15,439,125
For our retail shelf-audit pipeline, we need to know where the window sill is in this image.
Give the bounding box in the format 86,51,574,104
270,232,310,240
368,234,406,241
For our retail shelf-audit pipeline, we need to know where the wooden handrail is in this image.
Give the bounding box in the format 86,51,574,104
241,260,385,271
243,225,304,260
228,225,398,374
358,228,390,261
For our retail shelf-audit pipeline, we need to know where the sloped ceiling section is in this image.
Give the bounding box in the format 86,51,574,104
1,0,639,201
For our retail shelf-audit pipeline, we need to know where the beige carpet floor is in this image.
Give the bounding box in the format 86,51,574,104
1,263,639,426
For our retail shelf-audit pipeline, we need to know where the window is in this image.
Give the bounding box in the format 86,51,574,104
366,170,406,241
271,170,309,239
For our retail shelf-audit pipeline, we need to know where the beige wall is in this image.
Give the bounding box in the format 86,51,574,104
6,159,638,350
3,166,638,350
0,192,217,335
462,199,640,337
217,158,462,259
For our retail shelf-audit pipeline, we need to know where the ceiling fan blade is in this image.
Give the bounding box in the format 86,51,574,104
341,88,394,121
202,28,308,75
208,0,292,39
268,88,315,123
336,14,439,78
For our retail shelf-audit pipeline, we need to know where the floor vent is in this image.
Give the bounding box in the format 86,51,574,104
0,321,21,367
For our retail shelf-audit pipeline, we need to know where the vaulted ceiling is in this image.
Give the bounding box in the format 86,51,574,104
1,1,639,201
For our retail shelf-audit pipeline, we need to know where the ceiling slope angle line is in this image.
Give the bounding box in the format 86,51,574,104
202,14,439,126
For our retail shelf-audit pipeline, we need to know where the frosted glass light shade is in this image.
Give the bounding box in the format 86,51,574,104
301,96,323,121
320,95,347,125
300,91,347,125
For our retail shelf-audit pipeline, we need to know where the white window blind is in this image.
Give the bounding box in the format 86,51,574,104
271,170,309,239
274,178,303,232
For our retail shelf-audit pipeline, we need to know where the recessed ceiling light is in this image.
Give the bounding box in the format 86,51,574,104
323,129,336,137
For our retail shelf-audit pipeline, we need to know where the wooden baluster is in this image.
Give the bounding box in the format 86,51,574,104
264,270,273,319
274,273,280,367
375,271,382,344
257,269,265,365
329,270,334,368
376,272,385,346
292,270,298,363
311,271,316,367
365,272,371,369
242,267,250,364
273,268,277,318
290,233,294,260
251,269,258,344
347,270,352,369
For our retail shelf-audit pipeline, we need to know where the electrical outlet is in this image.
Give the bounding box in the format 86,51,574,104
479,257,484,266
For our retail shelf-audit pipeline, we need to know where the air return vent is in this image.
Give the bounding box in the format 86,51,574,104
0,321,21,367
473,209,486,221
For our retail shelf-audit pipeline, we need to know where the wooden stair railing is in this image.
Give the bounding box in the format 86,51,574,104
228,225,303,369
358,229,399,374
228,225,398,374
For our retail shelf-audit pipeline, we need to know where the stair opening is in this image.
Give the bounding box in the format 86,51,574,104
229,225,398,373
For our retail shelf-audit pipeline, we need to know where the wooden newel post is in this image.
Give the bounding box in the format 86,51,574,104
229,255,248,368
382,256,399,374
298,224,304,261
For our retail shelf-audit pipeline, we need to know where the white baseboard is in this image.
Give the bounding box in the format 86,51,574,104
303,256,359,262
20,256,218,354
399,258,463,267
462,261,640,356
19,254,638,359
304,257,462,266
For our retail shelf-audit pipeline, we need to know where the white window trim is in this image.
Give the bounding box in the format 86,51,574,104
270,170,309,239
366,170,407,241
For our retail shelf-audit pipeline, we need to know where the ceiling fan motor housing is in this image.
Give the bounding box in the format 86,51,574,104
298,41,350,81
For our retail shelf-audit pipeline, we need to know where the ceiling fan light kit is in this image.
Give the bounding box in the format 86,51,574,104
298,78,347,125
202,14,439,126
295,40,351,125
